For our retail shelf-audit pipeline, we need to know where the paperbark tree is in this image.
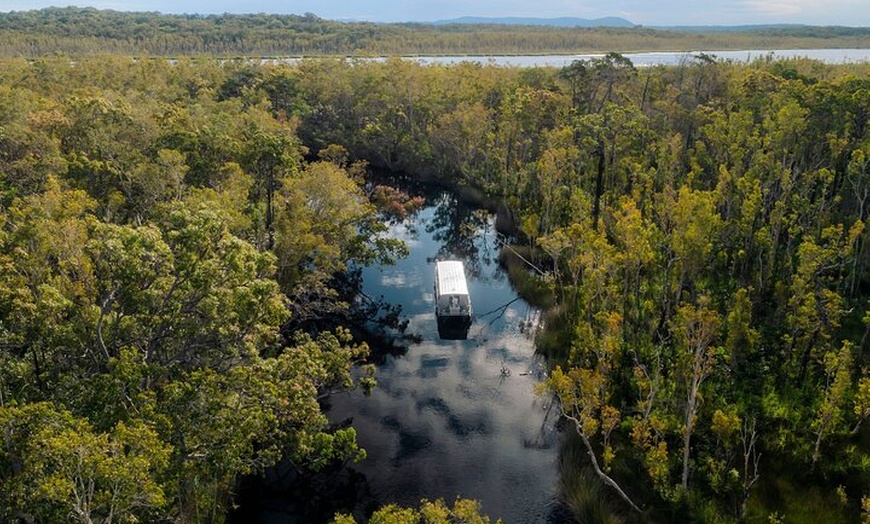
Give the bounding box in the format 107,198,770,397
674,299,721,490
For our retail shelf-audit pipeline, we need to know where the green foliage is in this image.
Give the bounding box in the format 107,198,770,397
334,497,501,524
0,402,170,523
275,160,401,293
0,50,869,523
0,57,409,522
0,174,375,520
810,342,855,464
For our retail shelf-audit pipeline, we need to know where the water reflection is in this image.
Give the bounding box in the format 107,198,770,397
325,188,562,523
232,186,564,523
427,194,496,279
436,316,472,339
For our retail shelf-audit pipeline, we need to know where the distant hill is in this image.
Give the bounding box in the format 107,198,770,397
433,16,636,28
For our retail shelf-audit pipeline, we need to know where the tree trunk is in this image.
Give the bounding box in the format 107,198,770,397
593,139,605,231
567,415,642,513
681,385,697,489
739,418,761,522
266,169,275,250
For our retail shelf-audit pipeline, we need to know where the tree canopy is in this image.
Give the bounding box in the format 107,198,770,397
0,51,868,523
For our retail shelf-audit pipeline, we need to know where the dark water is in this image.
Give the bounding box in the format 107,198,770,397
232,188,565,523
332,190,562,523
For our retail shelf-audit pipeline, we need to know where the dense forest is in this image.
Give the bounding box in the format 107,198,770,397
0,48,868,523
0,7,870,57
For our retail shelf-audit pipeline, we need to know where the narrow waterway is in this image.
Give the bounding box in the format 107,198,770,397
325,188,564,523
230,186,566,523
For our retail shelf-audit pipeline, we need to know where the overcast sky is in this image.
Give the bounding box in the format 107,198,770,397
2,1,869,26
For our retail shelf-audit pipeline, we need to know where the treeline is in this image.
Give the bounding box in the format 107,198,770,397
1,7,870,57
0,53,868,523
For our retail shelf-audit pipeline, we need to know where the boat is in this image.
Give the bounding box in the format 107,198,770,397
434,260,472,339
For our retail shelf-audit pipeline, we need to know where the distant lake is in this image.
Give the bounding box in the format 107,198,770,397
409,48,870,67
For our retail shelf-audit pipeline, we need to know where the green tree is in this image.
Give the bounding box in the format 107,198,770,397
811,341,854,465
82,203,288,376
162,334,368,521
1,178,374,521
0,402,170,524
673,298,722,490
334,497,500,524
274,160,405,317
783,226,851,384
543,362,642,513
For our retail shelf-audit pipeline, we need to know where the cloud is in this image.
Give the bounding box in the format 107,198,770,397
739,0,804,16
736,0,870,24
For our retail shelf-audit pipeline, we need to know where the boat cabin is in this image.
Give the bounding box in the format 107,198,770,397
434,260,472,339
434,260,472,319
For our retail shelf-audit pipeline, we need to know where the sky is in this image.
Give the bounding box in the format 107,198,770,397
1,0,869,27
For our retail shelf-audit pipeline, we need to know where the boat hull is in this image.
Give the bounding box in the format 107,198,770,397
436,314,472,340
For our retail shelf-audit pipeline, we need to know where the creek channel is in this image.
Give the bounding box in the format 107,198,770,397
234,182,567,523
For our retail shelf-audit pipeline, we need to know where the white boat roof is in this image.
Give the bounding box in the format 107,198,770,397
436,260,469,296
